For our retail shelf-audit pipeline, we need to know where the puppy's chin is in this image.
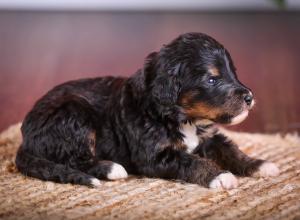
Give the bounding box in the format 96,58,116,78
227,110,249,126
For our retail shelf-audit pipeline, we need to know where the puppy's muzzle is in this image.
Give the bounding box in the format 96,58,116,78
228,89,254,126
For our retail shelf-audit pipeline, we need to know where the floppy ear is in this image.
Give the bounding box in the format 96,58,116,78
144,52,182,106
151,73,180,106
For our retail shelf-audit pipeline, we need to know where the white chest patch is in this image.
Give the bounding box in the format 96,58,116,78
180,122,199,153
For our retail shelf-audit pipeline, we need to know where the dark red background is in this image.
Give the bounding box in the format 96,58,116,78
0,11,299,133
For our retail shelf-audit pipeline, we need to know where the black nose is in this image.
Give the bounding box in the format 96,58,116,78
244,94,253,106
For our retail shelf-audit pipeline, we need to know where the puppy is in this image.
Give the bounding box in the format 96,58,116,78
16,33,279,189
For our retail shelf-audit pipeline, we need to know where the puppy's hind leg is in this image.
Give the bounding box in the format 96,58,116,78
16,147,102,187
87,161,128,180
17,95,105,187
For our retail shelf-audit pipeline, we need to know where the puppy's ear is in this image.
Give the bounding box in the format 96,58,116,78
144,52,181,106
151,73,180,106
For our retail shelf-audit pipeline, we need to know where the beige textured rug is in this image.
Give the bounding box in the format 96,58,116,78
0,123,299,220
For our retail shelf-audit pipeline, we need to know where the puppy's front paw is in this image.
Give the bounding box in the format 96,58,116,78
255,162,279,177
209,172,238,189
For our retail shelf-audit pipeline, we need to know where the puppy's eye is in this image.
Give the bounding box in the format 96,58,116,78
208,78,217,85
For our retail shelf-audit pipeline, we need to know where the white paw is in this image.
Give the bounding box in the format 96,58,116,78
209,172,238,189
257,162,279,177
89,178,101,187
107,163,128,180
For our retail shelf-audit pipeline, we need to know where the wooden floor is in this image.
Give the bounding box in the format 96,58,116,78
0,11,299,133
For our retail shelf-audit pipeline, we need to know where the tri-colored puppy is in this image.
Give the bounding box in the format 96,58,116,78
16,33,279,189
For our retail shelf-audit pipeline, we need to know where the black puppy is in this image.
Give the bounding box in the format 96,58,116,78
16,33,279,189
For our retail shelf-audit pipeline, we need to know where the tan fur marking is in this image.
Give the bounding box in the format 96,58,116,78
208,66,219,76
88,131,96,156
179,91,224,120
185,103,223,120
173,139,187,151
179,91,197,107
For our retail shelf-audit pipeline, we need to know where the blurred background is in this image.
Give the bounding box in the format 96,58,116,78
0,0,299,133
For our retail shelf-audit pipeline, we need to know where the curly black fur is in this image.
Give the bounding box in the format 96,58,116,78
16,33,265,187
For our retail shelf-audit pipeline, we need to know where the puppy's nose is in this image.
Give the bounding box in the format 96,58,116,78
244,94,253,106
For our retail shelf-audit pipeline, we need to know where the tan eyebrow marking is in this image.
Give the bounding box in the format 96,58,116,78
208,66,220,76
88,130,96,156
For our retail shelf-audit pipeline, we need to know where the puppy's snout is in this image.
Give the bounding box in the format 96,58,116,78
243,94,253,106
234,87,253,107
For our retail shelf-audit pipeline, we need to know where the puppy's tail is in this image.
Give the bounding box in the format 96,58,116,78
15,146,101,187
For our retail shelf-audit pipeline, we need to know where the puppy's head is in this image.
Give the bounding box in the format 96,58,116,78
146,32,254,125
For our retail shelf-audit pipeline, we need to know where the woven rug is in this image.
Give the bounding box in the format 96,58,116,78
0,123,299,220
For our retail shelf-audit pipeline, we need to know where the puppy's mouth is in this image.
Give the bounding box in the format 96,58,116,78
213,97,255,126
227,110,249,125
225,99,255,126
